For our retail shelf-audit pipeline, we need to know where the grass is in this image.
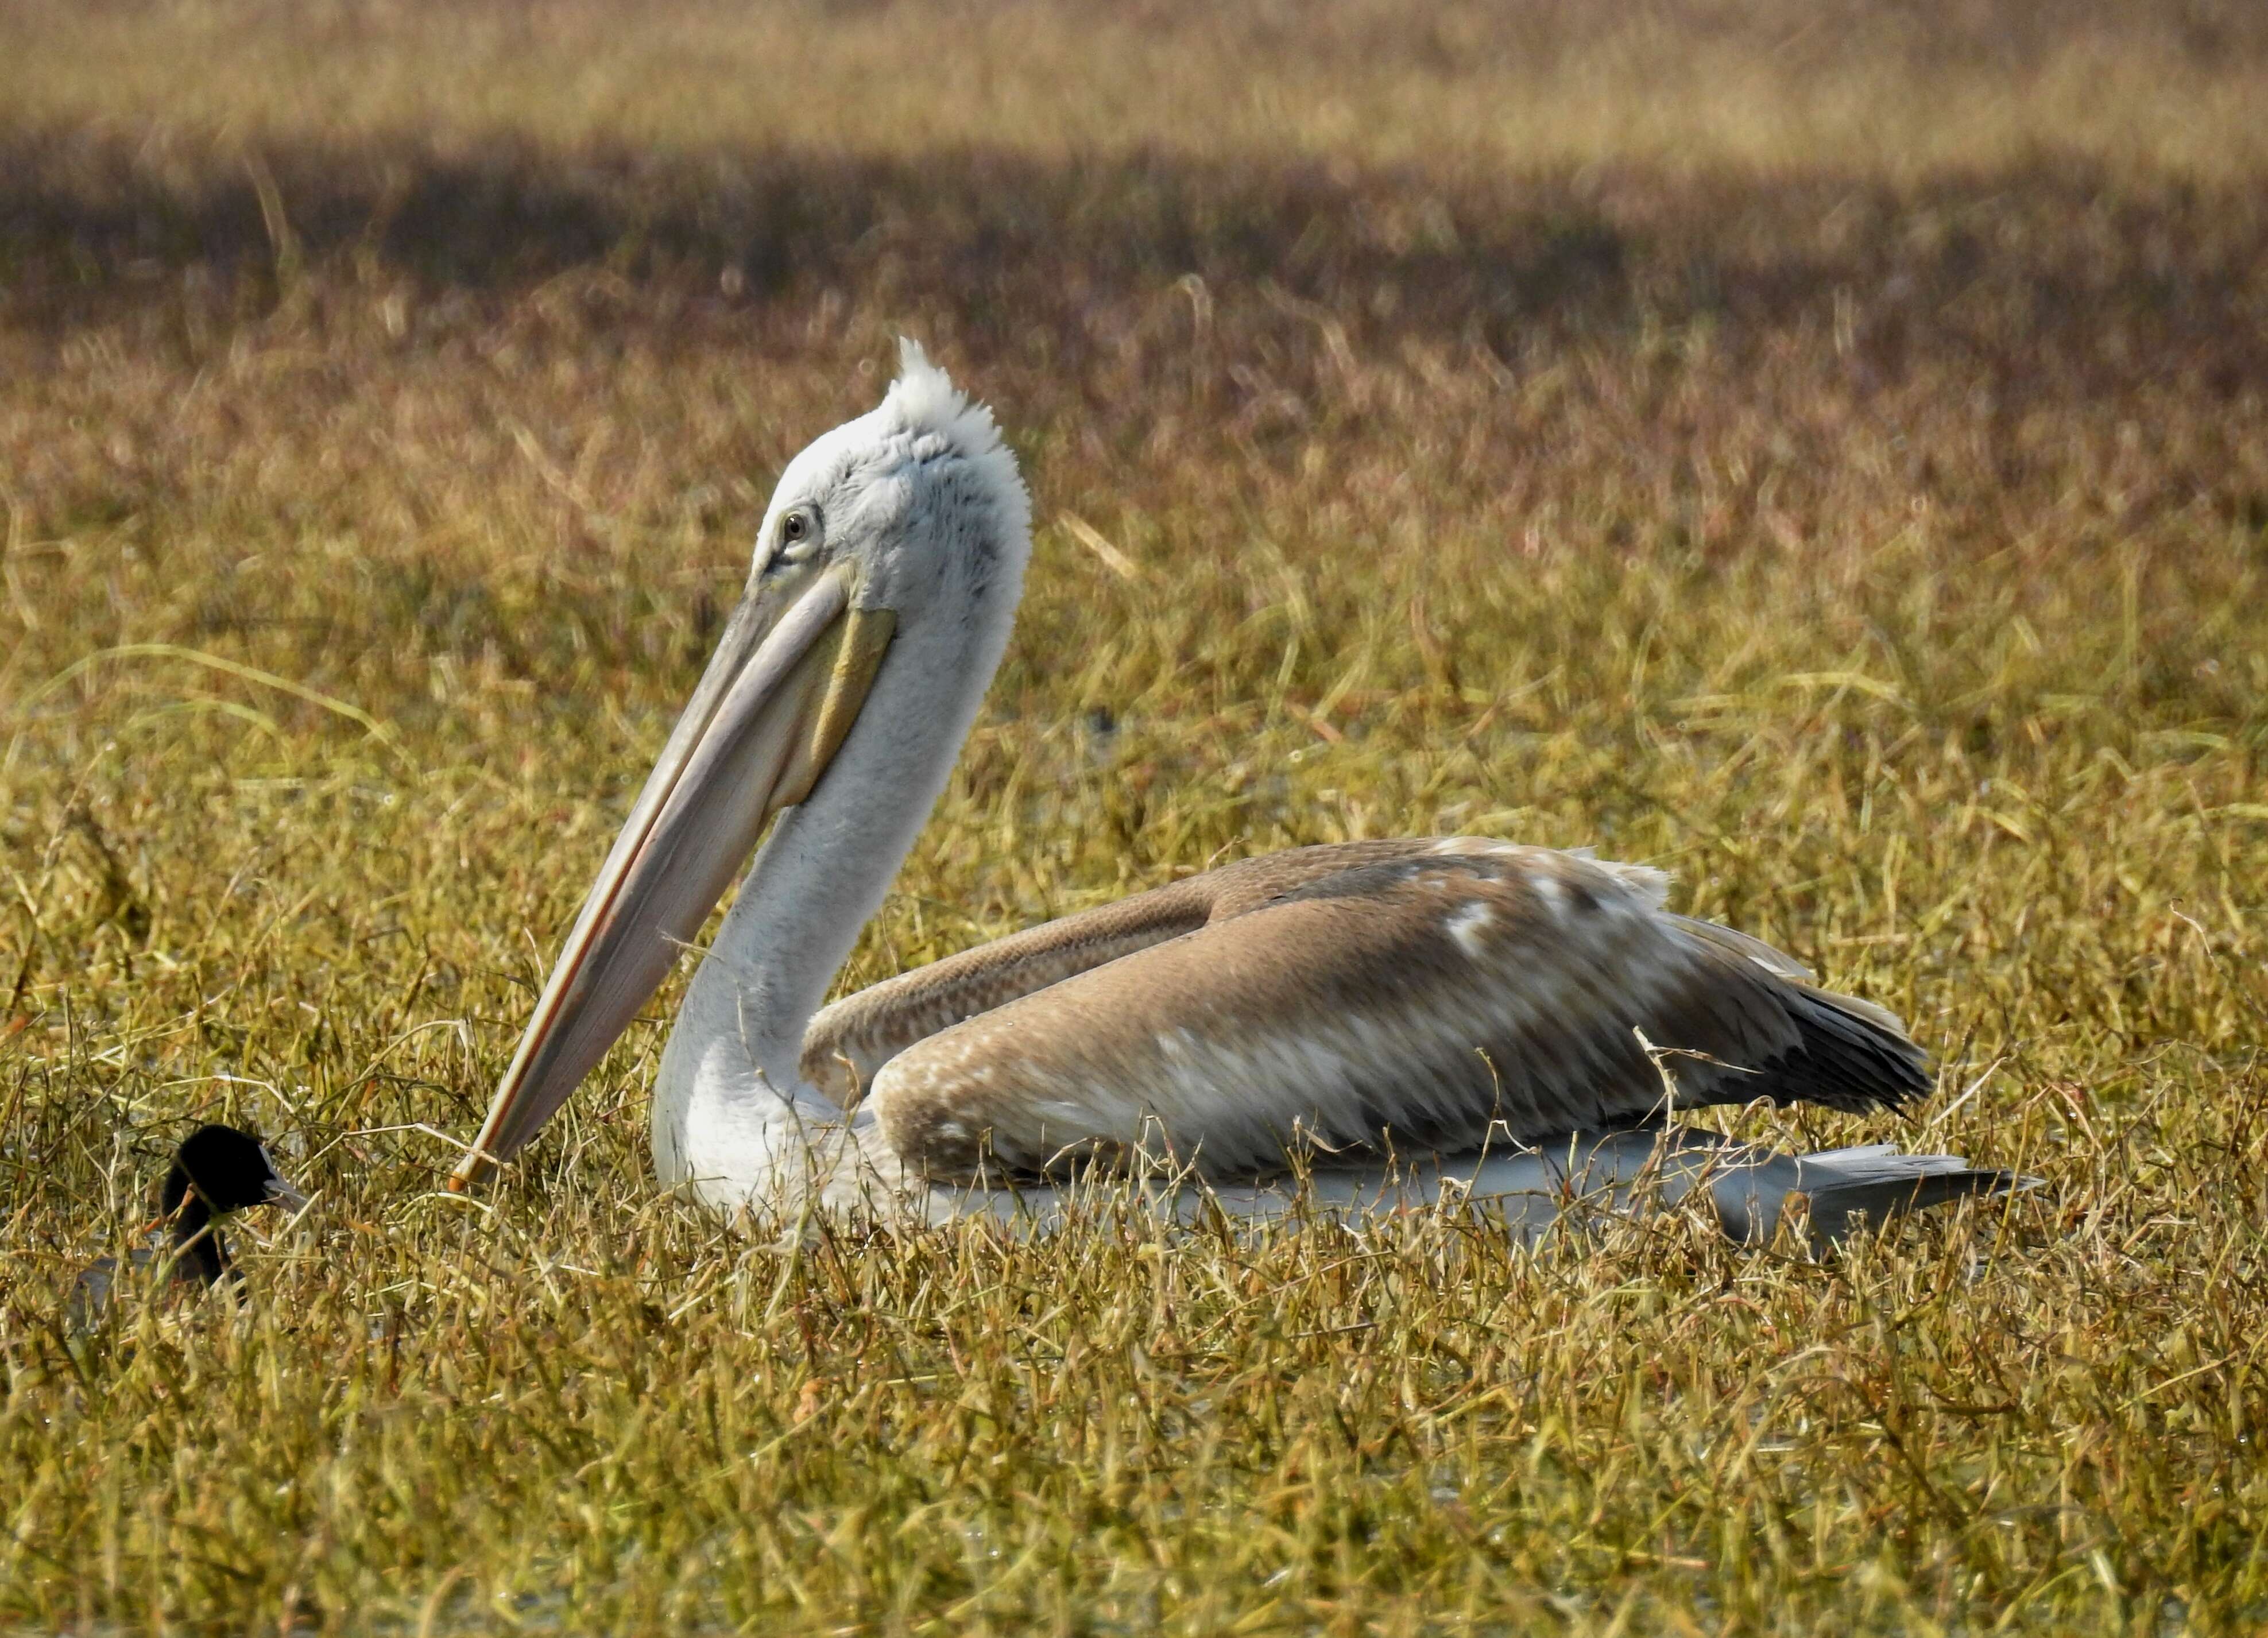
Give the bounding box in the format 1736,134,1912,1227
4,0,2268,1630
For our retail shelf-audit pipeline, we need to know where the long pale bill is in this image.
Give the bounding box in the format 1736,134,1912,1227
451,567,893,1188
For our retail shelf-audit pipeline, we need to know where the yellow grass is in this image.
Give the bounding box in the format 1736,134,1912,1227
9,0,2267,180
5,1,2267,1631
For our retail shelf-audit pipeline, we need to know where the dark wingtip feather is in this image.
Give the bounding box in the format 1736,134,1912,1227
1671,917,1930,1118
1766,985,1934,1116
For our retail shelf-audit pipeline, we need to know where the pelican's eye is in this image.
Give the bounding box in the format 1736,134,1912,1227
777,506,822,563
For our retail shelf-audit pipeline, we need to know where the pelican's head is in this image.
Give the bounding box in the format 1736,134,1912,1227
451,343,1029,1188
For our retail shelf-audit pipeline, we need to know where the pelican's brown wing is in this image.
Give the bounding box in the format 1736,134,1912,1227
800,839,1453,1101
857,839,1929,1181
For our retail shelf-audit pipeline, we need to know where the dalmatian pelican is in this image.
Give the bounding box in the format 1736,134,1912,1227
448,344,2017,1239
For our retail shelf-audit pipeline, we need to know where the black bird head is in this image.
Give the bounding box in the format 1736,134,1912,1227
156,1124,307,1286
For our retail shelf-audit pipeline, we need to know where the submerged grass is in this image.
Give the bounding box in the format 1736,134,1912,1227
5,0,2268,1631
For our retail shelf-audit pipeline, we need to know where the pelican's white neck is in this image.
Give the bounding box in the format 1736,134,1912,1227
648,583,1020,1203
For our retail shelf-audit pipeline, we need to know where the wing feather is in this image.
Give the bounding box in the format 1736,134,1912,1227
866,840,1930,1180
800,839,1443,1101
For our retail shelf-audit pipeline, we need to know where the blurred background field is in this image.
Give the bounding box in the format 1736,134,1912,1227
4,1,2267,1632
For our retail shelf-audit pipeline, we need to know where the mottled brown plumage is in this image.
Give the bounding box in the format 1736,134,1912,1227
802,838,1929,1182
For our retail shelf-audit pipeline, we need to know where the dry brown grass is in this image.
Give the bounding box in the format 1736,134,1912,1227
5,1,2268,1631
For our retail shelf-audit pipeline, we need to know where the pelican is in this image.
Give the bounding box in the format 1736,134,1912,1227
450,344,2018,1240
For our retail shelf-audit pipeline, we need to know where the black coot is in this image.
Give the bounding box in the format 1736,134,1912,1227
72,1124,307,1321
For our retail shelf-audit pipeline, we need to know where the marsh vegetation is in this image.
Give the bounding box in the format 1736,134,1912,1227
4,1,2267,1630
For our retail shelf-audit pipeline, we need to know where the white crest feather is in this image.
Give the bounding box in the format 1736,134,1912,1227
885,338,1030,548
